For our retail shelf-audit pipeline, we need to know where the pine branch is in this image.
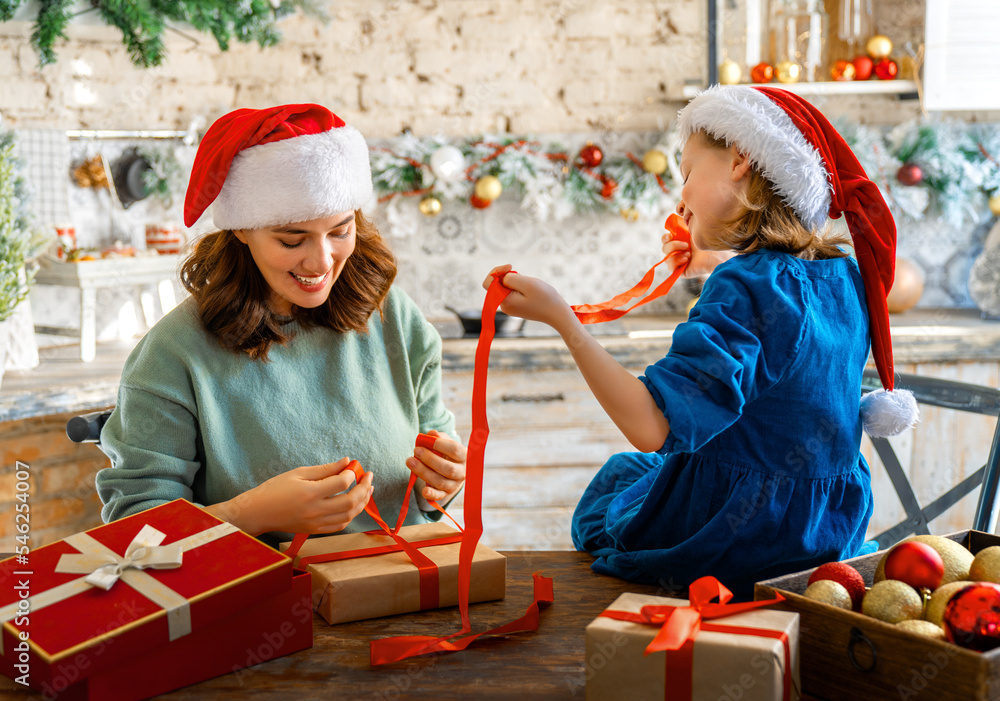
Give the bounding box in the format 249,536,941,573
31,0,75,67
96,0,167,68
0,0,24,21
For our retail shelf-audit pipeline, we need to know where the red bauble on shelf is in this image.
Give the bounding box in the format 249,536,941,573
852,55,874,81
599,176,617,199
751,62,774,83
578,144,603,168
831,59,855,81
897,162,924,186
874,58,898,80
944,583,1000,651
469,194,492,209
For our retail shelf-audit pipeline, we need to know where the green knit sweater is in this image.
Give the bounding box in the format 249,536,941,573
95,286,457,546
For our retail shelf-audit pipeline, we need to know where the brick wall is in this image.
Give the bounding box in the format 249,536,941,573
0,410,110,553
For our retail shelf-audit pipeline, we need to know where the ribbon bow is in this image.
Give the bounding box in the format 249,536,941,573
55,524,183,591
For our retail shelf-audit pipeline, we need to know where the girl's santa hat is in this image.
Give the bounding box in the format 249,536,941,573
677,85,918,438
183,103,372,231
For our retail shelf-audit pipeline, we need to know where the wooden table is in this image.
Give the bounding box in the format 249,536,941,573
0,551,673,700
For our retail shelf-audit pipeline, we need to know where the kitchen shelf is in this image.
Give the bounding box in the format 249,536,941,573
682,79,919,100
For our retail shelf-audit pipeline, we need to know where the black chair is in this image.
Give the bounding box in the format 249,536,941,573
66,408,113,444
861,368,1000,548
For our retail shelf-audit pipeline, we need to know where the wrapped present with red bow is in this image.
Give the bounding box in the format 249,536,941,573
586,577,800,701
0,499,311,700
279,445,505,626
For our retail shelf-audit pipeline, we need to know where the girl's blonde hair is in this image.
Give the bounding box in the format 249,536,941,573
701,131,852,261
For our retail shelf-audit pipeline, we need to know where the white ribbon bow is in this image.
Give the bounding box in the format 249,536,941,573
55,524,183,590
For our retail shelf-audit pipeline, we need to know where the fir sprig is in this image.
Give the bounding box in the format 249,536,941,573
0,131,32,321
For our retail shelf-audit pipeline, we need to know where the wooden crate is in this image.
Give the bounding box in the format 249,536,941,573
755,531,1000,701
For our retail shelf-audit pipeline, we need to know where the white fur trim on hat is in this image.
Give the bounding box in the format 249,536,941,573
213,125,373,231
677,85,832,231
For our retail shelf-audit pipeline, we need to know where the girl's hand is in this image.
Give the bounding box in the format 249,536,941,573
406,430,467,505
482,264,575,329
209,457,373,536
661,230,736,279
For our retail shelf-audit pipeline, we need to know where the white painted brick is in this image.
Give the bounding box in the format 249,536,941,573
0,77,48,111
156,47,219,83
0,44,17,76
561,4,619,40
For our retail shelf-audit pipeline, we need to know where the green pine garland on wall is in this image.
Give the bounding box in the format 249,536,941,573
0,0,326,68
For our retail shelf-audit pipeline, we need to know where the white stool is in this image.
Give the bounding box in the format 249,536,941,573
32,254,182,362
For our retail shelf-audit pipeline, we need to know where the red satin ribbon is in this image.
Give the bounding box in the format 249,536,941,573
368,270,556,665
599,576,792,701
571,213,691,323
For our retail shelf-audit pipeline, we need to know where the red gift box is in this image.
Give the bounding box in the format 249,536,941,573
0,499,293,694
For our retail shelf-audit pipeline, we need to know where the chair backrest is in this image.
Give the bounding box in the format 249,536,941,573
861,368,1000,548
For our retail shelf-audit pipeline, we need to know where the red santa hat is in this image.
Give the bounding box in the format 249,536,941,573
677,85,918,437
183,103,372,231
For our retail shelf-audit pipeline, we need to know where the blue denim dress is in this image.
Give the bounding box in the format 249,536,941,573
572,250,877,599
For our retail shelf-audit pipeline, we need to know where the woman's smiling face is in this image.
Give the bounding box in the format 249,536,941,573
234,212,356,316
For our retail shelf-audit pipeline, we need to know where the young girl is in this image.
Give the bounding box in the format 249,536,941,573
96,104,467,547
485,86,916,598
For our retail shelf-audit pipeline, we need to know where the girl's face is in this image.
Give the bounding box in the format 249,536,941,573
676,132,752,251
234,212,356,315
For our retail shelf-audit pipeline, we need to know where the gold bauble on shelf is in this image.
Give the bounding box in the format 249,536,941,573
886,258,925,313
620,207,640,222
718,58,742,85
989,193,1000,217
775,61,801,84
641,149,668,175
474,175,502,201
418,195,442,217
866,34,893,60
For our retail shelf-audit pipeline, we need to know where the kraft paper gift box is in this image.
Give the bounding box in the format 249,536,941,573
0,499,300,697
585,591,800,701
280,521,506,624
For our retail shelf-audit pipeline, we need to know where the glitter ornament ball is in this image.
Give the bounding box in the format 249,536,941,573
866,34,894,60
897,162,923,186
578,144,603,168
474,175,503,201
927,581,975,625
803,580,853,610
852,55,874,81
862,580,924,624
641,149,669,175
896,620,946,640
719,58,743,85
418,195,442,217
970,546,1000,584
884,541,944,590
751,62,774,83
807,562,866,611
943,583,1000,651
874,58,898,80
831,60,856,81
775,61,801,84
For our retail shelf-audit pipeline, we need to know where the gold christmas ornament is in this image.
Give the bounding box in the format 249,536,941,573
775,61,801,84
474,175,503,202
886,258,925,313
803,580,853,610
896,619,946,640
641,149,669,175
862,580,923,624
925,580,974,626
989,194,1000,217
875,535,974,585
620,207,640,222
866,34,893,60
718,59,743,85
418,195,442,217
970,546,1000,583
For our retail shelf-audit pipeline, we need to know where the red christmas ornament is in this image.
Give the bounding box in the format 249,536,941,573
830,59,856,81
944,583,1000,651
750,62,774,83
808,562,866,611
579,144,603,168
896,162,923,186
600,176,617,199
469,194,492,209
884,541,945,591
852,55,874,81
874,58,898,80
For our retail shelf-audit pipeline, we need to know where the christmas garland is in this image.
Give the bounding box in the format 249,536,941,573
0,126,41,321
0,0,325,68
372,121,1000,228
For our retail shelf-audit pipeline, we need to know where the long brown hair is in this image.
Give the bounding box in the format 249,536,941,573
701,132,851,261
180,209,396,360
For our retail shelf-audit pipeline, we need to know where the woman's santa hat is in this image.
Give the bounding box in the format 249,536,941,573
183,103,372,231
677,85,918,437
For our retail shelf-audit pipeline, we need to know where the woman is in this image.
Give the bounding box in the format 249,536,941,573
96,104,466,547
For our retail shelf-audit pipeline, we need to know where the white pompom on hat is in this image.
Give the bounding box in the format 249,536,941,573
183,103,373,231
677,85,919,437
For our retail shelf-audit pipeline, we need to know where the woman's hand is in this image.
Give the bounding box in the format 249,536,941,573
482,264,575,330
406,430,467,505
661,230,736,279
206,457,373,536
